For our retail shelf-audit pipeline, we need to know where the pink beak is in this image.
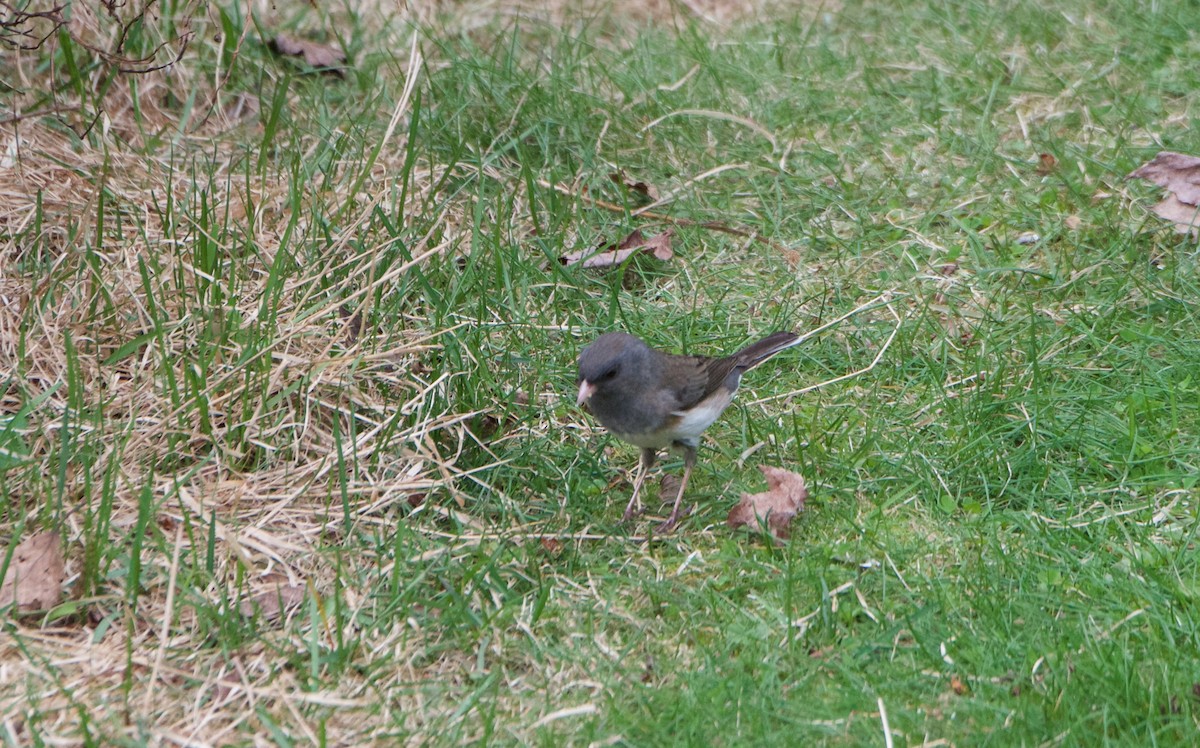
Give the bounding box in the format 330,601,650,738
576,380,596,407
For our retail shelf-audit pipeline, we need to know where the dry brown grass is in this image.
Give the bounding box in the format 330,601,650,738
3,4,445,744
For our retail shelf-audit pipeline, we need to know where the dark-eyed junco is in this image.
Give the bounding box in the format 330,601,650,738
576,330,801,532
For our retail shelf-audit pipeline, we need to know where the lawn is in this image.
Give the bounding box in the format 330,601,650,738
2,0,1199,745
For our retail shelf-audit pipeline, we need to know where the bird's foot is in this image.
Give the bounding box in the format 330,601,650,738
653,504,694,534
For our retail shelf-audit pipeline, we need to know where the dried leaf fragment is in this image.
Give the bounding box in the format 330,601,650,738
658,473,683,505
608,171,659,203
1145,194,1200,236
1128,152,1200,204
950,675,970,695
238,573,307,623
1036,153,1057,175
1128,151,1200,236
727,465,808,540
270,34,346,72
560,228,674,268
1,532,65,613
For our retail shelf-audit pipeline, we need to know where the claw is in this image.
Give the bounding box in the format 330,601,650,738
654,504,694,534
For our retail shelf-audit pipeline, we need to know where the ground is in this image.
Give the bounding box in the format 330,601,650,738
1,0,1199,745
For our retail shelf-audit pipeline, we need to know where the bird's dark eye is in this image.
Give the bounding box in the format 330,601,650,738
600,365,619,381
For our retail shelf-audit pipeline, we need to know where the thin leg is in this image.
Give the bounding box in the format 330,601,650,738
621,448,657,523
656,445,696,533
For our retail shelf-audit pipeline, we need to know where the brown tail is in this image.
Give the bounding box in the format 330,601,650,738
733,331,801,369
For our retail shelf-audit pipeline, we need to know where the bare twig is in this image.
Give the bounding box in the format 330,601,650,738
0,1,67,50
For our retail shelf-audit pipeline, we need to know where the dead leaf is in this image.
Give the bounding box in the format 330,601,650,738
560,228,674,268
270,34,346,72
726,465,808,540
1146,194,1200,237
1129,152,1200,204
641,656,655,683
1128,152,1200,236
340,303,364,345
1064,215,1082,231
470,414,501,440
222,91,260,122
539,537,563,554
1036,153,1057,175
608,171,659,203
950,675,969,695
658,473,683,505
238,573,306,623
1,532,65,613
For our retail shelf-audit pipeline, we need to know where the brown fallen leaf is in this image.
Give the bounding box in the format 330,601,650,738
560,228,674,268
658,473,683,505
469,414,502,440
340,303,365,345
727,465,808,540
1128,151,1200,236
608,171,659,204
950,675,970,695
641,656,655,683
1129,152,1200,204
270,33,346,72
1036,153,1057,175
238,573,306,624
1,532,65,613
1144,194,1200,236
222,91,260,122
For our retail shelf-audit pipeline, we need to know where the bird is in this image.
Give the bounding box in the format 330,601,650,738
576,330,801,532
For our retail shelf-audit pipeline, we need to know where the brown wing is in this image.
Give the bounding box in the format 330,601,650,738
657,333,796,415
660,331,799,412
658,354,726,412
660,353,758,411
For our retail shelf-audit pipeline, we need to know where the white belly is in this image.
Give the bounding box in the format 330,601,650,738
672,388,735,441
608,389,737,450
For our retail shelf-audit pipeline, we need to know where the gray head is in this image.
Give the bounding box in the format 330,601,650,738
576,332,654,407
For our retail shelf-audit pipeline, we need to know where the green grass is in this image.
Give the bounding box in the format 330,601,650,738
2,0,1200,744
